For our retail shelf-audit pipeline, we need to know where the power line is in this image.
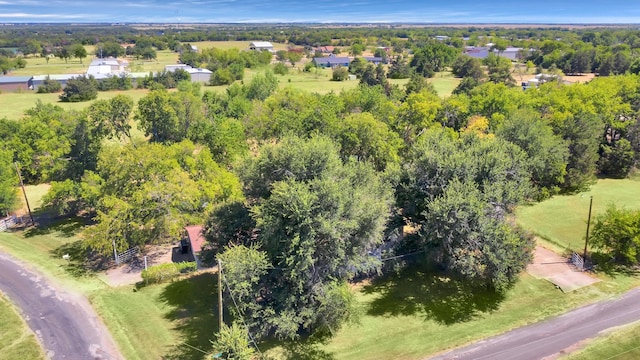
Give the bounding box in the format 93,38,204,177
222,276,263,356
179,341,209,355
380,249,426,262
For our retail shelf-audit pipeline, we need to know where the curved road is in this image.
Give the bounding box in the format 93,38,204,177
0,251,122,359
430,288,640,360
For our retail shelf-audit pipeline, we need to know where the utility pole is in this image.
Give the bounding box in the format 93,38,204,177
14,162,34,225
217,259,224,330
583,196,593,269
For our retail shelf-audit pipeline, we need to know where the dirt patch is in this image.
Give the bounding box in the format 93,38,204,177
103,243,195,287
519,73,596,84
527,246,600,292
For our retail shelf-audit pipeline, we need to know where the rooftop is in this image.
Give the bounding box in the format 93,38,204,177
0,75,32,83
185,225,205,254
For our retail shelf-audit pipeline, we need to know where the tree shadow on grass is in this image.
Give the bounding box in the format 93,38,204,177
362,265,505,325
50,239,110,277
590,252,640,277
160,272,220,360
23,216,89,238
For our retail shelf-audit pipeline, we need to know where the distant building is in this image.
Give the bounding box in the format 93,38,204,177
249,41,274,52
363,56,385,65
463,46,523,60
31,74,83,90
435,35,450,41
312,54,350,68
86,57,128,76
316,45,336,54
0,75,31,92
164,64,212,83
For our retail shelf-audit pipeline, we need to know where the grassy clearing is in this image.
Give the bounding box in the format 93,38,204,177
516,179,640,252
0,89,150,121
563,321,640,360
428,72,461,97
0,293,44,360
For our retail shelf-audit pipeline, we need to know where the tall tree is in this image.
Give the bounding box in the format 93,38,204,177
0,148,18,216
213,136,393,339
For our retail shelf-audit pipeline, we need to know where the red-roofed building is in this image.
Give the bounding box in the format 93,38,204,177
185,225,205,268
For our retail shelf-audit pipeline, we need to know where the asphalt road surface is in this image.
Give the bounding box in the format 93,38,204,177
430,288,640,360
0,251,122,359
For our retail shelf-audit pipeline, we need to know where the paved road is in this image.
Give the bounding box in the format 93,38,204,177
0,251,122,359
431,288,640,360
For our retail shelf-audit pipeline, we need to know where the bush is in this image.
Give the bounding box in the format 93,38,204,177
332,66,349,81
36,77,62,93
59,75,98,102
141,261,197,284
273,62,289,75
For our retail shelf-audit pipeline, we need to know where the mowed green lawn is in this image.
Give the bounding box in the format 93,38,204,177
0,293,44,360
563,321,640,360
516,179,640,252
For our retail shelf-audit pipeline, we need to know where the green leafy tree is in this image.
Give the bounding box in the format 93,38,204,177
496,109,569,196
245,70,278,101
136,88,180,143
598,139,635,178
0,148,18,216
452,54,484,81
484,53,515,86
217,136,393,339
332,66,348,81
211,324,255,360
36,77,62,93
422,180,534,291
590,206,640,264
55,46,70,63
70,44,87,64
59,75,98,102
88,95,134,143
83,141,242,255
338,112,402,171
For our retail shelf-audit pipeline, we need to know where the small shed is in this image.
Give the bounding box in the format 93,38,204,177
249,41,274,52
185,225,206,268
0,76,32,92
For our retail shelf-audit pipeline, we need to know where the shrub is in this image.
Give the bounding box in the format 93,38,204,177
59,75,98,102
36,77,62,93
141,261,197,284
273,62,289,75
332,66,349,81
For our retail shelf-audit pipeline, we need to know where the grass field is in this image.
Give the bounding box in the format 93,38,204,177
563,321,640,360
0,293,44,360
516,179,640,252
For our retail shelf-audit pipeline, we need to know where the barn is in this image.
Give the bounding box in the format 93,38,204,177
249,41,274,52
0,76,32,92
31,74,83,91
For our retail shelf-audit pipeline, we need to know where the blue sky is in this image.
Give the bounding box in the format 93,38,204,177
0,0,639,23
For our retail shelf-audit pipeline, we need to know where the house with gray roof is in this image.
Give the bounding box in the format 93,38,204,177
313,54,350,68
0,76,32,92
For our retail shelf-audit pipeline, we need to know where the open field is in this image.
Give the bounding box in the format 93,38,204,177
516,179,640,252
0,293,44,360
0,89,151,121
563,321,640,360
